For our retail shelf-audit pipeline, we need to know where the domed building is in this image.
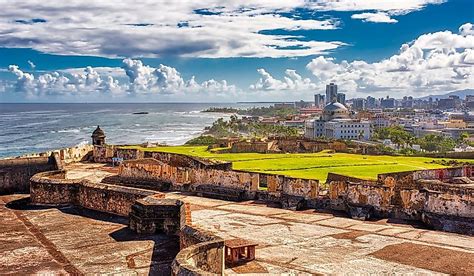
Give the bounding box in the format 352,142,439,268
322,101,349,121
305,101,371,141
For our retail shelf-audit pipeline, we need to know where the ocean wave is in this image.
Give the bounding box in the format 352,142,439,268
55,128,81,133
13,120,60,128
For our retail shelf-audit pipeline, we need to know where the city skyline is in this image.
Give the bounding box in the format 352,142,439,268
0,0,473,102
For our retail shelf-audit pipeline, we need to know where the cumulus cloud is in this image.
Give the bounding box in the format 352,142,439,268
250,68,316,91
250,23,474,97
121,59,235,94
351,12,397,23
7,59,235,98
8,65,123,97
304,23,474,96
459,23,474,36
0,0,444,58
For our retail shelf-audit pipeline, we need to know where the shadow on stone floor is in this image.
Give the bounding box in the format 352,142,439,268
309,207,429,229
6,196,179,276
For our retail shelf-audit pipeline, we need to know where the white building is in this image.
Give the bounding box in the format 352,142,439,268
305,101,371,140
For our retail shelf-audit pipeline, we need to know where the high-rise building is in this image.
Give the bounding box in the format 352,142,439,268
402,96,414,108
438,96,462,110
352,98,366,110
366,96,376,108
325,83,337,104
314,94,325,108
336,93,346,105
381,96,396,108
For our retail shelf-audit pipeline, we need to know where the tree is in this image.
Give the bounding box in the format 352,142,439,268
418,134,456,153
459,132,469,145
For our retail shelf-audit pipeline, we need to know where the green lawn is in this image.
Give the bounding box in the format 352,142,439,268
123,145,474,182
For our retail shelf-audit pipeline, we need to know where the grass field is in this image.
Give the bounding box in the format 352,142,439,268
124,145,474,182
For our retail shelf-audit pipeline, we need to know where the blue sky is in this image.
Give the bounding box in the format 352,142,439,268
0,0,473,102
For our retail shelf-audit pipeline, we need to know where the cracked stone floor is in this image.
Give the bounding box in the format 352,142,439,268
1,162,473,275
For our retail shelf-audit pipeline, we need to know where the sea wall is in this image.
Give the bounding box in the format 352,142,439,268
0,144,94,195
0,156,58,194
172,225,225,275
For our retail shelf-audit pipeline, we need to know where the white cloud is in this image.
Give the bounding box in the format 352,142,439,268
250,68,316,91
351,12,397,23
7,59,235,98
8,65,124,97
304,24,474,97
27,60,36,70
249,23,474,97
121,59,235,94
459,23,474,36
0,0,444,58
311,0,445,13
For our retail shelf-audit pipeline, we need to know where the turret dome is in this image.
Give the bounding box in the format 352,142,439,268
92,126,105,137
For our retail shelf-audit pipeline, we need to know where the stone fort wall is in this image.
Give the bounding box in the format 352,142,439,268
94,145,232,169
98,147,474,234
18,144,94,164
117,157,319,209
30,170,160,216
0,144,93,194
0,156,58,195
328,166,474,234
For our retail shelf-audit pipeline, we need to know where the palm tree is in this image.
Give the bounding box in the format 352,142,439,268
459,132,469,145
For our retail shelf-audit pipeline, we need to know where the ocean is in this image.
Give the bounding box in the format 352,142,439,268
0,103,264,158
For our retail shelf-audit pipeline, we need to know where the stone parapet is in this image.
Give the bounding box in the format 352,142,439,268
327,166,474,235
117,158,320,210
172,225,225,276
0,156,58,194
28,170,195,237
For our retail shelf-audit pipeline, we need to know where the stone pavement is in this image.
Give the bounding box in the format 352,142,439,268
0,195,178,275
166,193,474,275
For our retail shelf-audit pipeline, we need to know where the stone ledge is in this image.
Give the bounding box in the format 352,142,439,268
172,225,225,276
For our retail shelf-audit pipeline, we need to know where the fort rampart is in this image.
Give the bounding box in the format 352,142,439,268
117,157,319,209
328,166,474,234
30,170,161,216
0,156,58,194
0,144,93,194
94,146,474,234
